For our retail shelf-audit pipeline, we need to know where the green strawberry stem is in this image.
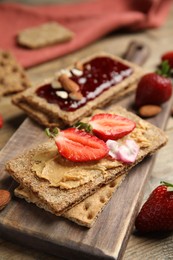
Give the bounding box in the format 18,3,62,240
74,121,92,133
156,60,173,78
45,127,59,138
160,181,173,192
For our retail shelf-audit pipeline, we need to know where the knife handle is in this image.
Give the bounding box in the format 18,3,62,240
123,40,150,66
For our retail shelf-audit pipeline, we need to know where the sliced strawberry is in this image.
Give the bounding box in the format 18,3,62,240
89,113,136,141
54,128,108,162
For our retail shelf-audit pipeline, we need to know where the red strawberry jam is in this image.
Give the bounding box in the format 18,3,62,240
36,57,133,111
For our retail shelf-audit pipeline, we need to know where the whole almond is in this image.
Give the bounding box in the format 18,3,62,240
58,74,80,92
74,61,83,71
71,68,83,76
69,91,83,101
51,79,61,89
139,105,161,118
55,69,72,78
55,90,68,99
0,190,11,211
171,106,173,117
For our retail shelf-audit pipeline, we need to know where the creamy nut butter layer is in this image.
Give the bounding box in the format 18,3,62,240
6,106,167,227
12,52,144,127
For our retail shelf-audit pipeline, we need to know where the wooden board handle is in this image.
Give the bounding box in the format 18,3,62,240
123,41,150,66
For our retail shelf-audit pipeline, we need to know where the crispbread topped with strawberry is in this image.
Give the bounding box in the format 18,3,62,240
6,106,167,219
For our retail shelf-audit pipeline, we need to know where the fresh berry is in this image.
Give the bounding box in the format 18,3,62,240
0,114,3,128
89,113,136,141
135,72,172,108
135,181,173,233
46,127,108,162
162,51,173,69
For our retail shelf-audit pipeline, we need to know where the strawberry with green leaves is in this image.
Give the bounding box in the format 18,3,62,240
135,61,172,108
46,113,136,162
135,181,173,233
75,113,136,141
46,127,108,162
162,51,173,69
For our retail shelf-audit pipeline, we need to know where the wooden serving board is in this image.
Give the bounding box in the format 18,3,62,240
0,95,172,260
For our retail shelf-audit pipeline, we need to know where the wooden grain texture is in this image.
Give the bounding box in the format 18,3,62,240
123,129,173,260
0,0,173,259
0,94,172,260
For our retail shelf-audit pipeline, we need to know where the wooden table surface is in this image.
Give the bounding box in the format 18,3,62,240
0,1,173,259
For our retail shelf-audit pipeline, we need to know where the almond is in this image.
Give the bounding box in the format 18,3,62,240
71,68,83,76
85,64,91,70
51,79,61,89
139,105,162,118
69,91,83,101
0,190,11,211
74,61,83,71
58,74,80,93
55,69,72,78
171,106,173,117
55,90,68,99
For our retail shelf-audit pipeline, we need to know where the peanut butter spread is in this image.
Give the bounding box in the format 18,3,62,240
32,147,122,189
31,119,149,190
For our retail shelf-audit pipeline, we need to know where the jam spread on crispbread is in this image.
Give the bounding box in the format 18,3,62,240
36,57,133,111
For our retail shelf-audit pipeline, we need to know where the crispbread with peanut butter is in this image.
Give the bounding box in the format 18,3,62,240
6,106,167,217
12,52,144,127
15,174,126,228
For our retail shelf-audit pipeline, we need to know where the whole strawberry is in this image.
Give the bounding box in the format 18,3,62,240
0,114,3,128
162,51,173,69
135,61,172,108
135,182,173,233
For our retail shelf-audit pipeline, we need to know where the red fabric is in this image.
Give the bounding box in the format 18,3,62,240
0,0,172,68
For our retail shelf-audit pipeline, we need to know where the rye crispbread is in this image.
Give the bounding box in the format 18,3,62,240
12,52,144,127
6,106,167,217
0,50,31,96
15,174,126,228
17,22,74,49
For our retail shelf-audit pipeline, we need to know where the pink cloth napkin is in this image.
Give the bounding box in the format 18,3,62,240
0,0,172,68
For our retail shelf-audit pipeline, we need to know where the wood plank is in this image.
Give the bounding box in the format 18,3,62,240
123,128,173,260
0,1,173,259
0,94,172,260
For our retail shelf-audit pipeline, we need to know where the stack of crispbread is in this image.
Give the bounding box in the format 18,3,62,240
6,106,167,228
12,52,144,127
